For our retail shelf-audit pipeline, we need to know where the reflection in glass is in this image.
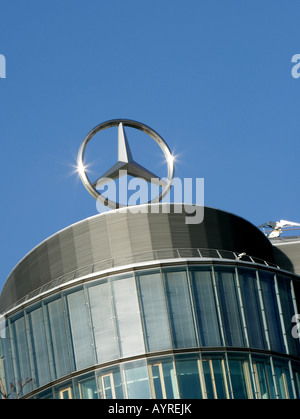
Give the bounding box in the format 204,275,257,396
87,281,119,363
292,362,300,399
10,315,33,395
148,358,179,399
123,361,150,399
74,374,97,399
151,364,164,398
27,305,51,386
214,268,245,347
53,380,73,399
238,269,266,349
190,268,222,347
252,356,276,399
274,359,293,399
277,276,300,356
1,264,300,399
164,269,197,349
202,356,228,399
175,355,202,399
103,375,114,399
29,353,300,399
259,272,285,353
97,366,124,399
66,289,94,370
45,297,72,378
112,276,145,358
136,271,171,352
228,356,253,399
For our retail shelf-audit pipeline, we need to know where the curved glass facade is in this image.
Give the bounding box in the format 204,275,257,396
32,353,300,400
1,263,300,399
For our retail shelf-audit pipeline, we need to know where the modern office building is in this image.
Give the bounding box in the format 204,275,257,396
0,203,300,399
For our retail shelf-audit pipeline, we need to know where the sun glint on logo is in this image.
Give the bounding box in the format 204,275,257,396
77,119,174,208
77,119,204,224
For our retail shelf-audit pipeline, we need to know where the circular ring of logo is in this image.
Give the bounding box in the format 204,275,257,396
77,119,175,209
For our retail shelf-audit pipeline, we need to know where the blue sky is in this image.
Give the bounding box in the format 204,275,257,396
0,0,300,290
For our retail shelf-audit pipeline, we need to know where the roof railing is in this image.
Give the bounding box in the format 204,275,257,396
3,248,279,314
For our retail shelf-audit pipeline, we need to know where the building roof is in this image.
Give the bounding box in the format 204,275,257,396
0,204,274,313
271,235,300,276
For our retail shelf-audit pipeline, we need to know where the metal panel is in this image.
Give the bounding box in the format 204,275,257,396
106,211,132,258
169,207,193,249
88,215,111,263
127,211,152,255
58,227,77,275
0,204,276,313
148,212,172,250
47,235,63,281
73,222,93,269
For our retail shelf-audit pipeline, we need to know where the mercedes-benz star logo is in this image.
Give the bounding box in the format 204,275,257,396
77,119,175,209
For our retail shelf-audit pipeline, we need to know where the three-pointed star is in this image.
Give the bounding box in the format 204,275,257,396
92,123,167,188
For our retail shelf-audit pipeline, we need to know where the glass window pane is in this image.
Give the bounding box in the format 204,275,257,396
123,360,151,399
151,365,164,398
164,269,197,349
212,358,228,399
228,355,254,399
45,296,72,378
61,389,71,399
189,267,222,347
103,375,114,399
292,362,300,399
66,289,94,370
0,324,14,397
136,270,171,352
87,280,119,363
112,275,145,358
277,276,300,356
273,359,293,399
97,366,124,399
10,315,33,395
53,380,73,399
252,356,276,399
214,268,245,347
238,268,267,349
202,360,215,399
148,358,179,399
163,361,179,399
201,355,228,399
27,305,51,387
259,272,285,353
74,373,97,399
175,355,202,399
